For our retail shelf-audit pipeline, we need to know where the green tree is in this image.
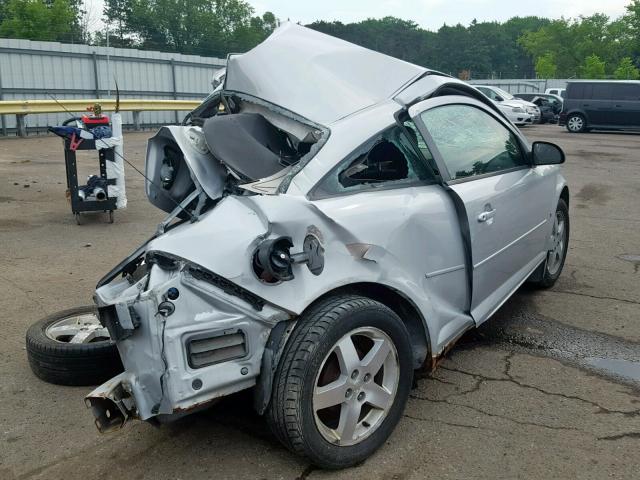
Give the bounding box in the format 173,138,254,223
581,54,606,78
99,0,276,56
535,52,557,78
0,0,78,41
614,57,640,79
309,16,549,78
101,0,133,47
624,0,640,58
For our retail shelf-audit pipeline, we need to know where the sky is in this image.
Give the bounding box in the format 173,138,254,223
84,0,632,32
252,0,631,29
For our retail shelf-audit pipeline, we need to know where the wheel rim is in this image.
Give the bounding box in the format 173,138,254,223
45,312,111,344
547,210,567,276
568,116,583,132
312,326,399,446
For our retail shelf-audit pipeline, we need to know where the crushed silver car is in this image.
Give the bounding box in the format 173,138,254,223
86,23,569,469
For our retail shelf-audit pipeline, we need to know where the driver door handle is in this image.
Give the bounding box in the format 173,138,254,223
478,209,496,222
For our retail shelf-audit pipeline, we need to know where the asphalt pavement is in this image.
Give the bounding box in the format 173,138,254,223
0,124,638,479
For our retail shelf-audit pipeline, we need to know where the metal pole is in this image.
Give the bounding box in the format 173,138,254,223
0,69,6,136
106,24,111,97
92,52,100,98
16,114,26,137
170,58,179,124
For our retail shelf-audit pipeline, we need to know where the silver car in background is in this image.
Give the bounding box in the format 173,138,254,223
476,85,542,124
86,23,570,469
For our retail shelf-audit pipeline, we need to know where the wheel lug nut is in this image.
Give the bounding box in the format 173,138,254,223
351,369,359,380
345,388,353,399
357,392,365,401
363,373,371,382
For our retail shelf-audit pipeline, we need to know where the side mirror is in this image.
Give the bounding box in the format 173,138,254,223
532,141,565,165
495,95,504,102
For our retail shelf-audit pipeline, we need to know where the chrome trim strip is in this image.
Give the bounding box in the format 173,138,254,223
425,264,465,278
474,218,548,269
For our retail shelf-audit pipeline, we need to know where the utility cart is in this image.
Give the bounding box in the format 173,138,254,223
51,108,127,225
63,137,117,225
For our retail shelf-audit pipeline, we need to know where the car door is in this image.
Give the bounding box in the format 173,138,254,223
610,83,640,127
409,96,555,324
583,83,614,125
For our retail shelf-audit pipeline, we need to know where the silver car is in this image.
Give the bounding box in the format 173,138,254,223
476,85,542,124
86,23,570,469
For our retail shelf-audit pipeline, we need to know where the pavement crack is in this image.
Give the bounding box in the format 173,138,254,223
440,357,640,417
453,402,585,433
295,465,316,480
403,414,481,431
429,376,458,386
597,432,640,441
547,289,639,305
409,393,447,403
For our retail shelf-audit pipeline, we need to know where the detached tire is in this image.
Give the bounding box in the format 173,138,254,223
26,306,123,386
266,295,413,469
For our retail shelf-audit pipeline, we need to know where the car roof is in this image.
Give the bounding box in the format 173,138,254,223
224,23,433,126
567,80,640,84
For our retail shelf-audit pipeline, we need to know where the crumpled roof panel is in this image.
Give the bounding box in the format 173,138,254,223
224,23,427,125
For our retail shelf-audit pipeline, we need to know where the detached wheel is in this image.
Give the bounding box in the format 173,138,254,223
26,306,123,386
266,295,413,469
566,114,586,133
529,199,570,288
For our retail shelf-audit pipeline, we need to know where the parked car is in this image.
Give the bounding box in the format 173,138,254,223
559,80,640,133
513,95,558,124
75,23,569,469
534,98,558,124
545,87,566,98
475,86,541,124
515,92,563,115
495,102,534,125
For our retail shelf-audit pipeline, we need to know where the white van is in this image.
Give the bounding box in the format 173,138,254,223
545,87,566,98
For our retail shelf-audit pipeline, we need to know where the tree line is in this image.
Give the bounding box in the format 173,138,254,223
1,0,639,80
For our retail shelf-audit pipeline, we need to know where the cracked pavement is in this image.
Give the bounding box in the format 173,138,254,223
1,125,639,479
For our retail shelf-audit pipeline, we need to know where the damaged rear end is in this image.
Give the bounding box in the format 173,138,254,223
85,70,329,432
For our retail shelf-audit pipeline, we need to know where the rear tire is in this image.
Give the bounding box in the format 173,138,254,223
266,295,413,469
566,114,586,133
26,306,123,386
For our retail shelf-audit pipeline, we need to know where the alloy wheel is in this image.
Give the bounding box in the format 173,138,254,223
547,209,567,276
312,326,399,446
45,313,110,344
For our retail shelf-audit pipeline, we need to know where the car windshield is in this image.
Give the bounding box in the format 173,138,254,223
494,87,514,100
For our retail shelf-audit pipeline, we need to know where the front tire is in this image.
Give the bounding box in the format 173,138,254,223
266,295,413,469
530,199,570,288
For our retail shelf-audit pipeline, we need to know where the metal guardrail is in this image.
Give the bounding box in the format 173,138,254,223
0,99,201,136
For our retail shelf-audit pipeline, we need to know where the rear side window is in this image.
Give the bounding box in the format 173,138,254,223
569,83,623,100
312,126,434,198
568,84,586,99
591,84,612,100
611,84,640,101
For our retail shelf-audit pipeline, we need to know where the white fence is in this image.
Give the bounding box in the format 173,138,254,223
0,39,226,135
